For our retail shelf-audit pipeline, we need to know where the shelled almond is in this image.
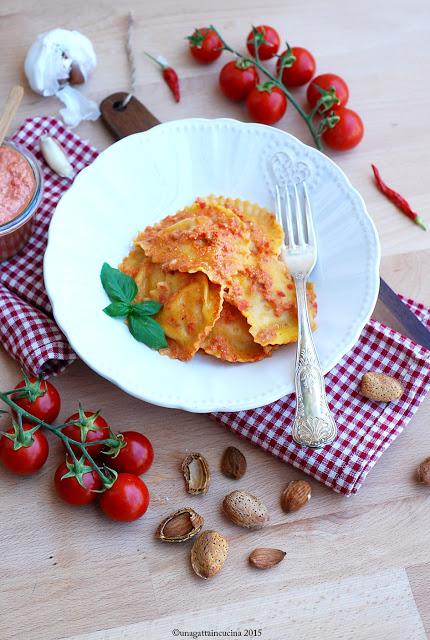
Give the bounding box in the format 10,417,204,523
281,480,312,513
249,548,286,569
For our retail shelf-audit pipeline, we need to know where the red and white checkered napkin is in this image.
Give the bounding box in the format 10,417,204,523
213,298,430,495
2,118,430,495
0,116,98,377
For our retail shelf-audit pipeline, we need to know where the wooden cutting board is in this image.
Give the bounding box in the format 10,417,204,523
100,92,430,349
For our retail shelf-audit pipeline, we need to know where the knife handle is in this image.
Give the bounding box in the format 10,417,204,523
100,92,160,140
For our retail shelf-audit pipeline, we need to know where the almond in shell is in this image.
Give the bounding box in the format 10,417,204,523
182,453,210,495
221,446,247,480
191,530,228,579
156,507,204,543
223,490,269,528
360,372,403,402
417,457,430,486
281,480,311,513
249,548,286,569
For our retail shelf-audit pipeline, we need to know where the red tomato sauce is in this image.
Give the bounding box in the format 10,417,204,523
0,145,36,225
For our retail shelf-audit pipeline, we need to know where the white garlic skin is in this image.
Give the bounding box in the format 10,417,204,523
24,28,96,96
24,29,100,127
39,136,74,179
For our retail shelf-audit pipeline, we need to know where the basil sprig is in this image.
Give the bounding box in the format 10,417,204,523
100,263,167,350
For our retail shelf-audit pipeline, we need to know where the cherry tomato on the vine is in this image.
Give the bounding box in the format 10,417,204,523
219,59,259,101
246,25,280,60
54,459,102,506
13,375,60,424
307,73,349,109
277,47,316,88
99,473,150,522
246,83,287,125
322,106,364,151
0,422,49,475
187,27,222,64
62,409,110,456
107,431,154,476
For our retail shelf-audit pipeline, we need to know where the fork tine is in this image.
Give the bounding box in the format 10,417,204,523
302,181,316,246
274,183,283,228
293,183,306,246
283,183,296,248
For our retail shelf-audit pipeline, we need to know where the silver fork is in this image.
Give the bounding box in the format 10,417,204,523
274,180,337,448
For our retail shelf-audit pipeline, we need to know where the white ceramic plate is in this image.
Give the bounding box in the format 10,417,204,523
44,118,380,413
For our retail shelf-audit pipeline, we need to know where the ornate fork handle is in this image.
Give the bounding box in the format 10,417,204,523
292,275,337,448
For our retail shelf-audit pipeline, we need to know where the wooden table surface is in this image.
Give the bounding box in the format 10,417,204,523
1,1,430,639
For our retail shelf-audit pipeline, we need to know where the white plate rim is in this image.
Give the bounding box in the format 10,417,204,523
44,117,381,413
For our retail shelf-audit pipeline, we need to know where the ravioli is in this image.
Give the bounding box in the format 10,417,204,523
227,254,317,346
119,245,146,279
117,194,317,362
157,272,223,360
202,302,274,363
135,201,251,285
203,195,284,256
119,246,223,361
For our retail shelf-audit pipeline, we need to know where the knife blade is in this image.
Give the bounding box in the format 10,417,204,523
373,277,430,349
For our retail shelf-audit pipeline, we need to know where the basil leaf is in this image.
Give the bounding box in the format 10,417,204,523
131,300,162,316
103,302,131,318
100,263,137,304
128,314,168,349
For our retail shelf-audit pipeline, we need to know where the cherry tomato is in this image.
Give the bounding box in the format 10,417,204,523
99,473,150,522
0,422,49,475
13,376,60,424
219,59,259,102
187,27,222,64
322,106,364,151
307,73,349,109
62,410,110,456
277,47,316,88
108,431,154,475
246,84,287,125
54,459,102,506
246,25,280,60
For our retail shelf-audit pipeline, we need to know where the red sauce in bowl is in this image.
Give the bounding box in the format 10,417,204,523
0,145,36,225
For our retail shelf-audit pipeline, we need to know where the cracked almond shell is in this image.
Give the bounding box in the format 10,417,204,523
156,507,204,543
222,490,269,528
191,530,228,579
182,453,211,495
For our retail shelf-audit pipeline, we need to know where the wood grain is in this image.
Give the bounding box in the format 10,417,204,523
0,1,430,639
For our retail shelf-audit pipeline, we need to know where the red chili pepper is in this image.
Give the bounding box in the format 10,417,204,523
144,51,180,103
371,164,426,231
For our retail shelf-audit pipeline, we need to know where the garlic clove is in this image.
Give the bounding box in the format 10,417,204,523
69,62,85,85
39,135,73,179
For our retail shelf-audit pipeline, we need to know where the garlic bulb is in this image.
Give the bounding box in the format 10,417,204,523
24,29,100,127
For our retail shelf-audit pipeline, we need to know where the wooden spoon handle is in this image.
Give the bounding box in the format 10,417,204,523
0,86,24,147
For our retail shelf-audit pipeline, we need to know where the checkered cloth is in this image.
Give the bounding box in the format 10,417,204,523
0,116,98,377
1,117,429,495
213,299,430,495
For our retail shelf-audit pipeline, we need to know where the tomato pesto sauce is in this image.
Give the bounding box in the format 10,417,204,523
0,145,36,225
